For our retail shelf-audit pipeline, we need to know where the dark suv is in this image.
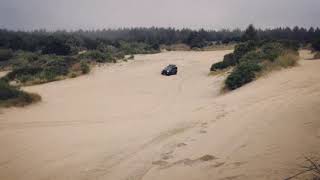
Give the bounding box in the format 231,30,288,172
161,64,178,76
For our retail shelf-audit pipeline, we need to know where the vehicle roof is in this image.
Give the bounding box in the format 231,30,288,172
167,64,177,67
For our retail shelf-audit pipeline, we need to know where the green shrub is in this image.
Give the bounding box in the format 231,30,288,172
312,39,320,51
5,56,74,83
43,56,72,78
0,80,20,100
79,50,114,63
114,51,125,60
4,51,41,69
260,43,284,61
233,41,257,62
80,62,90,74
210,62,229,71
223,41,299,90
15,51,40,62
44,61,69,77
278,40,300,51
238,51,264,64
210,53,236,71
0,80,41,107
225,62,261,90
97,53,113,63
223,53,236,65
0,49,13,61
79,50,104,60
237,42,294,64
210,41,258,72
40,70,57,81
118,41,158,55
6,66,43,81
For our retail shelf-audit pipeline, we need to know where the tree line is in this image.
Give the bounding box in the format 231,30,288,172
1,26,319,55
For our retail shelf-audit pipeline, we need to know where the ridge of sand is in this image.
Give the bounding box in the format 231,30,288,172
0,50,319,180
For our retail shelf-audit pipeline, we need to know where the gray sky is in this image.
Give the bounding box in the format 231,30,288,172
0,0,319,30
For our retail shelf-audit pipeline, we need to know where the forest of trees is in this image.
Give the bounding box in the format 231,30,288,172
0,26,320,54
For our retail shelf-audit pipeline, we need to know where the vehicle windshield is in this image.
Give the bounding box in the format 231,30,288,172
165,65,176,70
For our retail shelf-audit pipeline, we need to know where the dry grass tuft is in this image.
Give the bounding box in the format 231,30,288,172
259,51,299,75
274,51,299,68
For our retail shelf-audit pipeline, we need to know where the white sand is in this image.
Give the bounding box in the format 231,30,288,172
0,50,320,180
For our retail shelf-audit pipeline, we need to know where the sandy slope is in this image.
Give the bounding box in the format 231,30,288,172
0,50,320,180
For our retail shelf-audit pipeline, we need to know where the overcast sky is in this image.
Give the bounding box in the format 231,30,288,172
0,0,319,30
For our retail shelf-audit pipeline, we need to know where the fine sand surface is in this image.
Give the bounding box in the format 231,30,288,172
1,50,320,180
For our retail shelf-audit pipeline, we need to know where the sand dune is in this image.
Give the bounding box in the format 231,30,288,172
0,50,320,180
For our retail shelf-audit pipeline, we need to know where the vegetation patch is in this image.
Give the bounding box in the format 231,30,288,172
210,25,300,90
0,34,161,86
224,44,299,90
274,51,299,68
78,50,115,63
0,49,13,62
202,44,235,51
80,61,90,74
225,61,262,90
312,38,320,52
1,55,80,85
314,52,320,59
160,44,191,51
0,80,41,107
210,53,236,71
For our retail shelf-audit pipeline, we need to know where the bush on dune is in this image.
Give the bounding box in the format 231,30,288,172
0,51,40,70
0,80,41,107
225,61,262,90
238,51,264,64
210,61,229,71
312,38,320,52
5,66,43,83
278,40,300,51
79,50,115,63
210,41,258,71
210,53,236,71
311,39,320,59
80,61,90,74
0,80,21,100
224,45,299,90
43,58,70,77
233,41,258,62
215,30,300,91
2,48,123,85
2,55,79,84
260,42,284,61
